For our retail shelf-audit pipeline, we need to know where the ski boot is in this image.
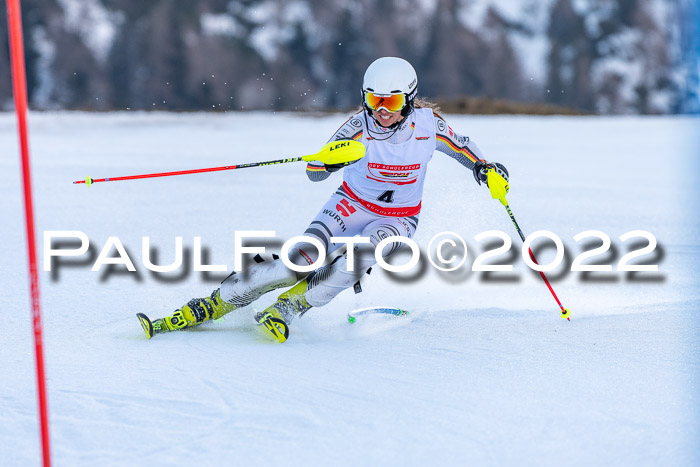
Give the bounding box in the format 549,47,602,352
255,280,312,343
137,288,236,339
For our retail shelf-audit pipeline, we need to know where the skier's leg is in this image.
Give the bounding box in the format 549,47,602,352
219,255,297,308
142,249,297,335
303,215,419,308
257,214,419,341
159,192,371,336
255,194,378,341
156,288,238,332
259,214,419,335
154,254,300,334
221,191,371,307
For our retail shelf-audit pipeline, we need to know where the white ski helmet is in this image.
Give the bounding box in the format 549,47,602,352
362,57,418,118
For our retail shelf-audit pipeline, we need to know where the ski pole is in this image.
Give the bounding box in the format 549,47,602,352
486,169,571,320
73,140,365,186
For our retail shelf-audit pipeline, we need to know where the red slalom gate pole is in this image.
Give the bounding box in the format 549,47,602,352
7,0,52,465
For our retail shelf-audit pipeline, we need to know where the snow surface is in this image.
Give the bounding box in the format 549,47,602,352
1,112,699,466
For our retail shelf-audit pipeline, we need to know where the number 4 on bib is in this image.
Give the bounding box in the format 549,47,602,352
377,190,394,203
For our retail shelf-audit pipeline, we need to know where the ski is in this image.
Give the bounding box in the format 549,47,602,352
254,311,290,343
347,307,408,323
136,312,183,339
139,305,409,340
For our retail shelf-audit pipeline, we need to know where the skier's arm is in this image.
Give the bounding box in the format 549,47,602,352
305,114,364,182
434,115,483,171
434,114,508,186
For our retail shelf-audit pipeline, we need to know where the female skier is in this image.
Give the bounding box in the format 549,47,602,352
138,57,509,342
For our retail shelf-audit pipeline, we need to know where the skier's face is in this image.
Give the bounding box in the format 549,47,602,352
372,108,403,128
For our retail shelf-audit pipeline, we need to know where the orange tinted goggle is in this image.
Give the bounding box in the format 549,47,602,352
364,92,406,113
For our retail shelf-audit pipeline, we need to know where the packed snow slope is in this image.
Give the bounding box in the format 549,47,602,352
1,112,699,466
